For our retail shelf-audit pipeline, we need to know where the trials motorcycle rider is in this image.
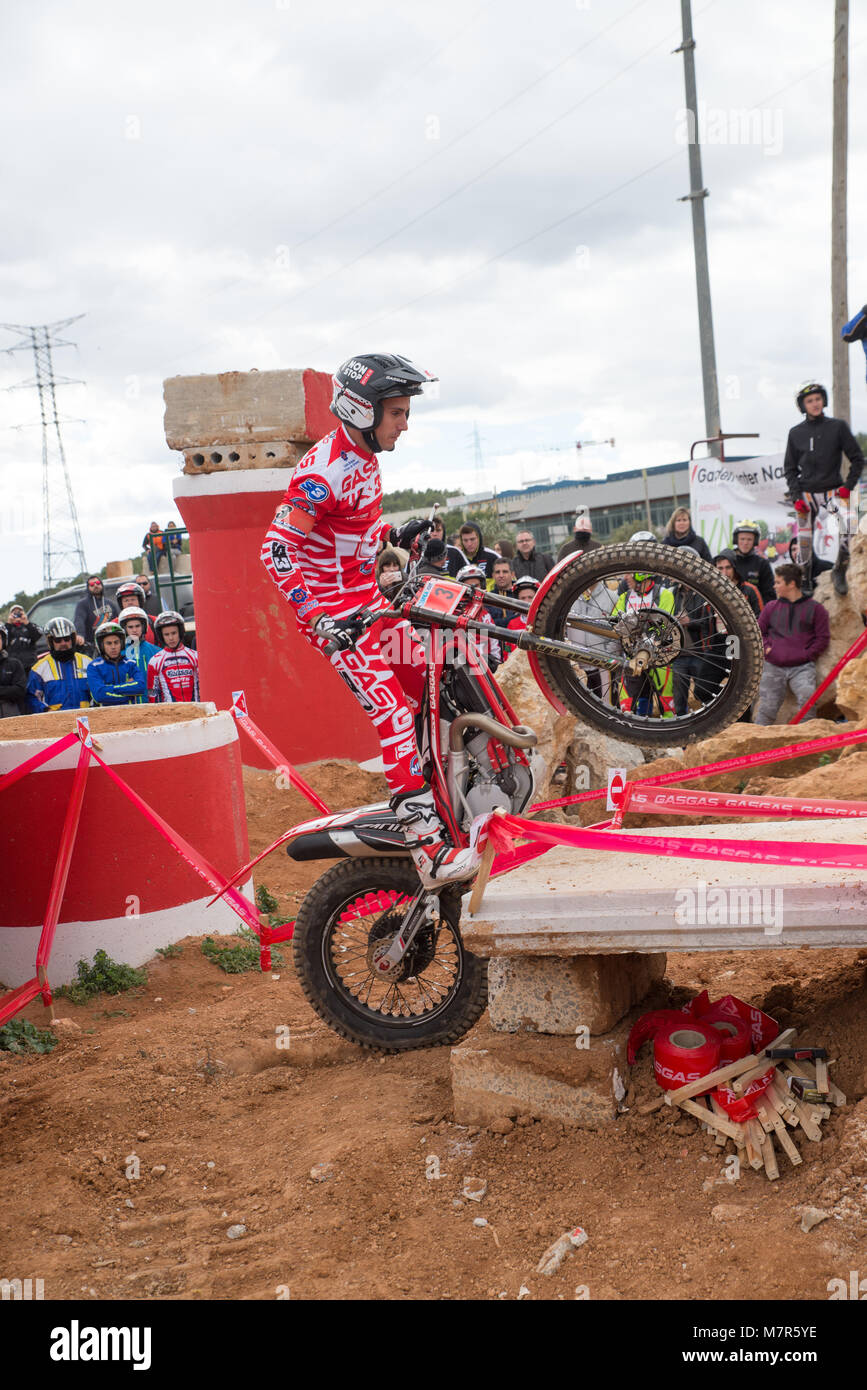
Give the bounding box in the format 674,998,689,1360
261,353,483,890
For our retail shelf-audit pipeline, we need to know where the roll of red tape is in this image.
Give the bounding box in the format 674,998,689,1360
707,1016,751,1064
653,1021,721,1091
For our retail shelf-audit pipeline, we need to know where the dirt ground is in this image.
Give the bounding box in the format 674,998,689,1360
2,747,867,1302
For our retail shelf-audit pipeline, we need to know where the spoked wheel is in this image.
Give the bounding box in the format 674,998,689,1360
533,541,763,746
292,857,487,1052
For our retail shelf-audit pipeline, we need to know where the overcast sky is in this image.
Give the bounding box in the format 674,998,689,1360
1,0,865,600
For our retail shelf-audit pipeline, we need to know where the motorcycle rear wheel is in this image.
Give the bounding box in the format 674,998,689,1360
293,857,487,1052
533,541,763,746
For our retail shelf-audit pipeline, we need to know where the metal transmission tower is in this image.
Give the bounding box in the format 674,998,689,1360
1,316,87,586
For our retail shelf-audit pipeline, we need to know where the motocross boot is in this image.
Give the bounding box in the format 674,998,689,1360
832,548,849,597
392,787,482,889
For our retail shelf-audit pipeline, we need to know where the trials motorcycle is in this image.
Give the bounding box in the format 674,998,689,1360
287,537,763,1051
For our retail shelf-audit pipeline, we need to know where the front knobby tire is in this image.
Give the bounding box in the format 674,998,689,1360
292,857,487,1053
533,541,763,746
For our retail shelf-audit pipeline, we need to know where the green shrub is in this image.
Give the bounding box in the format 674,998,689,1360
0,1018,58,1054
56,950,147,1005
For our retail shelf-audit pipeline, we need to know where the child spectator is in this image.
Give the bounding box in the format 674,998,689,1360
505,577,541,649
147,611,199,703
86,622,147,706
118,607,160,702
4,605,42,672
754,563,830,724
28,617,91,713
115,582,156,642
0,623,28,718
457,563,502,671
376,548,407,597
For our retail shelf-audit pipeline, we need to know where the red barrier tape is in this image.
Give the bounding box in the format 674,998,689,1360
790,626,867,725
0,730,79,796
36,740,92,981
531,725,867,813
626,784,867,819
0,978,43,1027
483,809,867,872
231,691,330,816
88,748,261,933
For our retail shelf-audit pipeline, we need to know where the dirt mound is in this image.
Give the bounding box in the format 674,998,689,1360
0,703,216,740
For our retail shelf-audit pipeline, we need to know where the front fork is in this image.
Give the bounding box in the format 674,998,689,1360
371,887,443,976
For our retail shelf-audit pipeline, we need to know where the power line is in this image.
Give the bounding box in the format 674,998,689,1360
2,318,88,586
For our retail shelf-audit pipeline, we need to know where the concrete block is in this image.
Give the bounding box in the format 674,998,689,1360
181,441,303,474
451,1026,626,1129
487,951,666,1036
163,368,333,450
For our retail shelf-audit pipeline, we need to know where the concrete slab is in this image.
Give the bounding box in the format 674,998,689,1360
487,952,666,1035
463,818,867,955
451,1025,626,1129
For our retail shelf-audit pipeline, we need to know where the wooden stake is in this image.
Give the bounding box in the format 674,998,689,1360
757,1103,802,1167
467,833,498,916
675,1096,745,1143
708,1096,728,1146
789,1098,823,1143
779,1056,845,1106
745,1119,765,1170
760,1133,780,1181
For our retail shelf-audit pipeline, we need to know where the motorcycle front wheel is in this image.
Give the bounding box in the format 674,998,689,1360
532,540,763,746
292,857,487,1052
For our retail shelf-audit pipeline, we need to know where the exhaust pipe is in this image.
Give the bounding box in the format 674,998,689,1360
448,713,538,752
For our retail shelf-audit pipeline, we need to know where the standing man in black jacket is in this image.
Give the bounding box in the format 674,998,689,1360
513,529,554,582
73,576,117,654
0,624,28,718
730,521,776,606
784,380,865,596
4,606,42,672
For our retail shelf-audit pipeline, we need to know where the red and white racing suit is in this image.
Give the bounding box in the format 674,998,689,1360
260,424,426,797
147,645,200,703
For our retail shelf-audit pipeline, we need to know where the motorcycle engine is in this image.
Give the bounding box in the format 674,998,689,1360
461,729,536,822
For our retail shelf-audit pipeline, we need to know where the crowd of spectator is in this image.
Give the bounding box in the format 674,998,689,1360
0,572,198,717
371,503,835,725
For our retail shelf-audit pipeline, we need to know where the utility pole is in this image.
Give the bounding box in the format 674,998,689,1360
2,317,87,586
674,0,722,458
831,0,849,421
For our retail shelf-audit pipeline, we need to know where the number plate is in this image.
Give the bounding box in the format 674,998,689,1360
415,578,467,615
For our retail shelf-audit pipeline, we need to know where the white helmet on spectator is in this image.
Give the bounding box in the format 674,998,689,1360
117,606,149,634
456,564,486,585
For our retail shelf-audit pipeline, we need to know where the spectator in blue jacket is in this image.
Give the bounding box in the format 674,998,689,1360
118,608,160,703
86,622,146,706
28,617,92,713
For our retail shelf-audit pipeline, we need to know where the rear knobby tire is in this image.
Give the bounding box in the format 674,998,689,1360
533,541,764,746
292,857,487,1053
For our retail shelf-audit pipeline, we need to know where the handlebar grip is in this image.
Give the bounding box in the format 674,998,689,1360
323,638,341,657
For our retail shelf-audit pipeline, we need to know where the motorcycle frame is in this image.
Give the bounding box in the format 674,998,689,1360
413,591,532,850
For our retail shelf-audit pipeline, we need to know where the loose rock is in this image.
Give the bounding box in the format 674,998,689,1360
226,1224,246,1240
536,1226,588,1276
462,1177,488,1203
799,1207,831,1234
488,1117,514,1135
309,1162,335,1183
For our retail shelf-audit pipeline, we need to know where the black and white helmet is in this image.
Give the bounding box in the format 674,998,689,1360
331,353,437,453
153,611,185,646
44,616,77,652
513,575,541,594
795,381,827,414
